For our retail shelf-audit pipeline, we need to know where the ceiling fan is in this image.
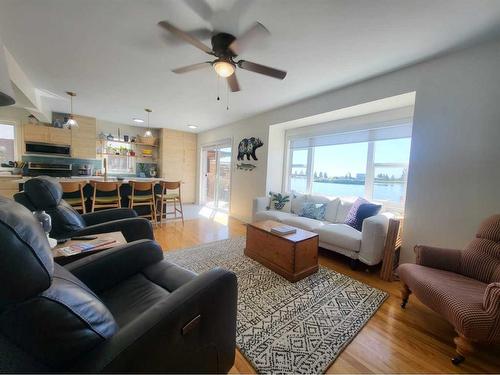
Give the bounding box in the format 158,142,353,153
158,21,287,92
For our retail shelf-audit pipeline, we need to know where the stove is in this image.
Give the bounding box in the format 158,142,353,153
27,162,73,177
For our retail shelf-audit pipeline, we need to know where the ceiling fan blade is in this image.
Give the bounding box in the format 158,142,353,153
162,28,213,45
158,21,213,55
227,73,241,92
172,62,212,74
237,60,287,80
229,22,269,55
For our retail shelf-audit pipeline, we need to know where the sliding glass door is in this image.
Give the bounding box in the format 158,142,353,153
201,142,232,211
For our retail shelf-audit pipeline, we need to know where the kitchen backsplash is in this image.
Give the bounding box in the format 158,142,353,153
21,155,157,177
21,155,103,176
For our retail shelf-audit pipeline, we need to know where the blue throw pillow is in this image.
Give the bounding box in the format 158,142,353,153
298,202,326,220
344,198,382,231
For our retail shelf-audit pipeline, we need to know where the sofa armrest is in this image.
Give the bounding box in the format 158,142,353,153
252,197,269,222
81,208,137,226
358,213,392,266
415,245,462,273
65,239,163,292
70,217,154,242
71,268,237,373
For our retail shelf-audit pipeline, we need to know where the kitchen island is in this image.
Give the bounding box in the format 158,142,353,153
16,176,167,215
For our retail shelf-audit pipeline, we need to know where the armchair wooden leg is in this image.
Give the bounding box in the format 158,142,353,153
452,333,474,365
400,283,411,308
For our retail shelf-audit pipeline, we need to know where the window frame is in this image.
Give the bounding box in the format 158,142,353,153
284,136,411,211
0,120,19,169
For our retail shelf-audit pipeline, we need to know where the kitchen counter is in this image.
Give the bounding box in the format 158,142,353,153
15,176,163,183
16,176,165,215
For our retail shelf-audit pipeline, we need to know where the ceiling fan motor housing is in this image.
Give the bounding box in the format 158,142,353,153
211,33,237,58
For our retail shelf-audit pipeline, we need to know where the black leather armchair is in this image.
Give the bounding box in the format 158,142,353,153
0,197,237,373
14,176,154,242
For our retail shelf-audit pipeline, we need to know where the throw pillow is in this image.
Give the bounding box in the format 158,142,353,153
298,202,327,220
344,198,382,231
266,192,291,212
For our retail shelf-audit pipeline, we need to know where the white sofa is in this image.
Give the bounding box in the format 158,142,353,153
252,194,394,267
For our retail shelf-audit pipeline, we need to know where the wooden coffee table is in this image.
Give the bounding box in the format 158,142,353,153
245,220,319,282
52,231,126,265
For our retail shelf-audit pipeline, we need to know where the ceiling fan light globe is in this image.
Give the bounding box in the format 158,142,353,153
213,61,235,77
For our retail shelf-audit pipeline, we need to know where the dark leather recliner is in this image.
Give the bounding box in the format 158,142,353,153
0,197,237,373
14,176,154,242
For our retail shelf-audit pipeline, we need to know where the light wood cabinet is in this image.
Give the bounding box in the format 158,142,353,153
0,177,20,199
23,124,49,143
23,124,71,145
71,115,96,159
49,127,71,145
160,129,197,203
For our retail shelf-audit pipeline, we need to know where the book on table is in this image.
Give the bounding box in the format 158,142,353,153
270,225,297,236
57,238,117,256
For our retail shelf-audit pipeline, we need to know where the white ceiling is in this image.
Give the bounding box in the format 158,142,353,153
1,0,500,132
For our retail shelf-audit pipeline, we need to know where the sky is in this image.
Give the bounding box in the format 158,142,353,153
293,138,411,178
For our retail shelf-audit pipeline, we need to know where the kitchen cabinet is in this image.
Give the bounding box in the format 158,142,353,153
71,115,96,159
23,124,71,145
160,129,197,203
0,176,21,198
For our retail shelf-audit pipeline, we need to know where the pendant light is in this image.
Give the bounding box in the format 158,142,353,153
144,108,153,137
64,91,78,129
0,34,15,106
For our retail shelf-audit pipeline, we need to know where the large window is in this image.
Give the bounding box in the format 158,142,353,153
286,124,412,213
0,123,16,166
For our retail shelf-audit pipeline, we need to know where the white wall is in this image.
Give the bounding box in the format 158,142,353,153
197,38,500,263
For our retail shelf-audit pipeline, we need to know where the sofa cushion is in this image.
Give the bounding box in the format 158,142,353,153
345,198,382,231
281,216,325,232
307,195,331,205
255,210,296,222
267,192,292,213
298,202,327,220
324,198,340,223
335,199,355,222
398,264,489,341
316,224,362,252
290,193,307,214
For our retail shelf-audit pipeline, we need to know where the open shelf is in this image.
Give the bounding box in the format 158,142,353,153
97,139,158,147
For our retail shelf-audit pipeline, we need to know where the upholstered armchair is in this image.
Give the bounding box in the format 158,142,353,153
14,176,154,242
397,215,500,365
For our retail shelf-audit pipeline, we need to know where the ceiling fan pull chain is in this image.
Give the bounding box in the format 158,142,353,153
216,75,220,101
226,80,230,110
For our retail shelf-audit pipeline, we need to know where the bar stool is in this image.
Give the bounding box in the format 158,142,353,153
60,181,86,213
128,181,157,225
156,181,184,225
90,181,122,212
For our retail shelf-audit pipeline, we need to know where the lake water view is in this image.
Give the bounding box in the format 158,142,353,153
291,179,406,204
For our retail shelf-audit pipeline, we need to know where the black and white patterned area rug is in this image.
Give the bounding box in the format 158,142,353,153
164,237,388,374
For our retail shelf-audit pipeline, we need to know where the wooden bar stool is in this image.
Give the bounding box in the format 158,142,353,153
90,181,122,212
156,181,184,225
128,181,157,225
60,181,86,213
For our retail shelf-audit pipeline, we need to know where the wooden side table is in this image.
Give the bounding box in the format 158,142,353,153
52,231,126,265
379,218,404,281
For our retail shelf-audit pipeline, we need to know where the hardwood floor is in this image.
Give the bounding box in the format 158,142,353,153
154,217,500,374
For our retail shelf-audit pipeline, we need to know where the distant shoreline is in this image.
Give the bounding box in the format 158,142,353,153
312,178,405,185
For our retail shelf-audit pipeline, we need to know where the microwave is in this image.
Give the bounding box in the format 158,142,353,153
25,142,71,157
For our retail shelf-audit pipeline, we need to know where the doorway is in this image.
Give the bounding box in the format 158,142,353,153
201,141,232,211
